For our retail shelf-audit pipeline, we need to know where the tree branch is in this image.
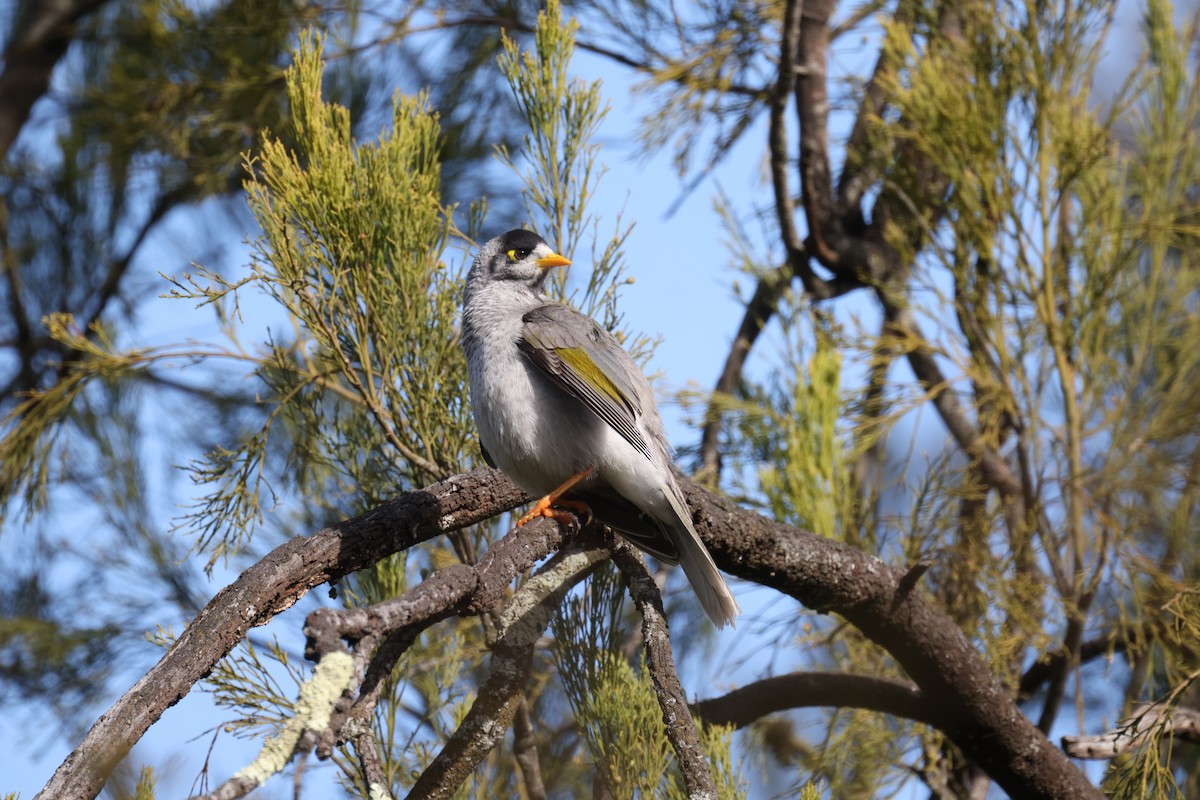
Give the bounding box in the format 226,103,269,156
795,0,850,272
679,477,1102,799
611,540,717,799
774,0,864,300
194,516,608,799
1019,631,1131,700
695,262,791,484
405,535,609,800
1062,704,1200,759
689,0,815,488
836,0,913,212
39,468,1100,800
697,0,866,483
695,0,867,482
693,671,934,730
0,0,111,159
771,0,806,262
512,697,548,800
214,512,603,796
1036,613,1086,734
349,724,391,799
35,468,528,800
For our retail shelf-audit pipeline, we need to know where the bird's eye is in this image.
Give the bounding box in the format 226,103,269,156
506,248,531,261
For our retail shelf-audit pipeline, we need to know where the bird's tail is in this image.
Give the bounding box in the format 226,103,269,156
657,479,739,627
583,481,740,627
669,516,741,628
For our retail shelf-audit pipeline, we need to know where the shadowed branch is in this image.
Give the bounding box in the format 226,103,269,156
612,540,717,799
38,468,1100,800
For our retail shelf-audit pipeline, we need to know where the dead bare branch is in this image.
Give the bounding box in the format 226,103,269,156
1062,704,1200,759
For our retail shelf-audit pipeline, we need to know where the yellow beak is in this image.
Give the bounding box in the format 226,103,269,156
536,252,572,269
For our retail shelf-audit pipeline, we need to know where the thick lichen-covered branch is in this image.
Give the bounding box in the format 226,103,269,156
191,651,356,800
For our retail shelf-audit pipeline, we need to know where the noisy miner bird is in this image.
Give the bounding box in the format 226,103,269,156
460,229,740,628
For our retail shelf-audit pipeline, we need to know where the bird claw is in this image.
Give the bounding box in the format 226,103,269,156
514,467,595,530
514,497,593,531
551,499,593,529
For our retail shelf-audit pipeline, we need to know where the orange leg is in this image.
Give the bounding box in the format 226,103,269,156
516,467,594,528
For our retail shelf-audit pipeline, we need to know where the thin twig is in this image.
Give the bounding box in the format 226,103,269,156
358,16,764,98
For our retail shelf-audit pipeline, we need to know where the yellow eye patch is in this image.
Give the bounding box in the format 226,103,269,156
506,248,530,261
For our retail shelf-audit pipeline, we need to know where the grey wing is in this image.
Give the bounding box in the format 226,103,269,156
518,304,653,460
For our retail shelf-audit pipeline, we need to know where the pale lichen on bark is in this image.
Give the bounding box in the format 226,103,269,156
233,650,355,784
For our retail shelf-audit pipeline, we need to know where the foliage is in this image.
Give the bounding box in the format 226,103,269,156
679,0,1200,792
134,766,158,800
178,30,466,567
495,0,646,347
552,562,745,797
2,0,1200,797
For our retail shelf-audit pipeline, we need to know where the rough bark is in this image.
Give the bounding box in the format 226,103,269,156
38,468,1101,800
36,468,527,800
683,478,1102,799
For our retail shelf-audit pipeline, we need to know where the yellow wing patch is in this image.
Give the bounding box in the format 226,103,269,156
556,346,628,408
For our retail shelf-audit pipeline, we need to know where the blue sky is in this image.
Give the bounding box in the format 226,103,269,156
2,1,1155,793
1,27,786,800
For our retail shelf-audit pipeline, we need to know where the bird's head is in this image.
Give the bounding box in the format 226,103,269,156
464,229,571,306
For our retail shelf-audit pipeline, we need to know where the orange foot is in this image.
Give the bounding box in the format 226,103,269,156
516,467,594,528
